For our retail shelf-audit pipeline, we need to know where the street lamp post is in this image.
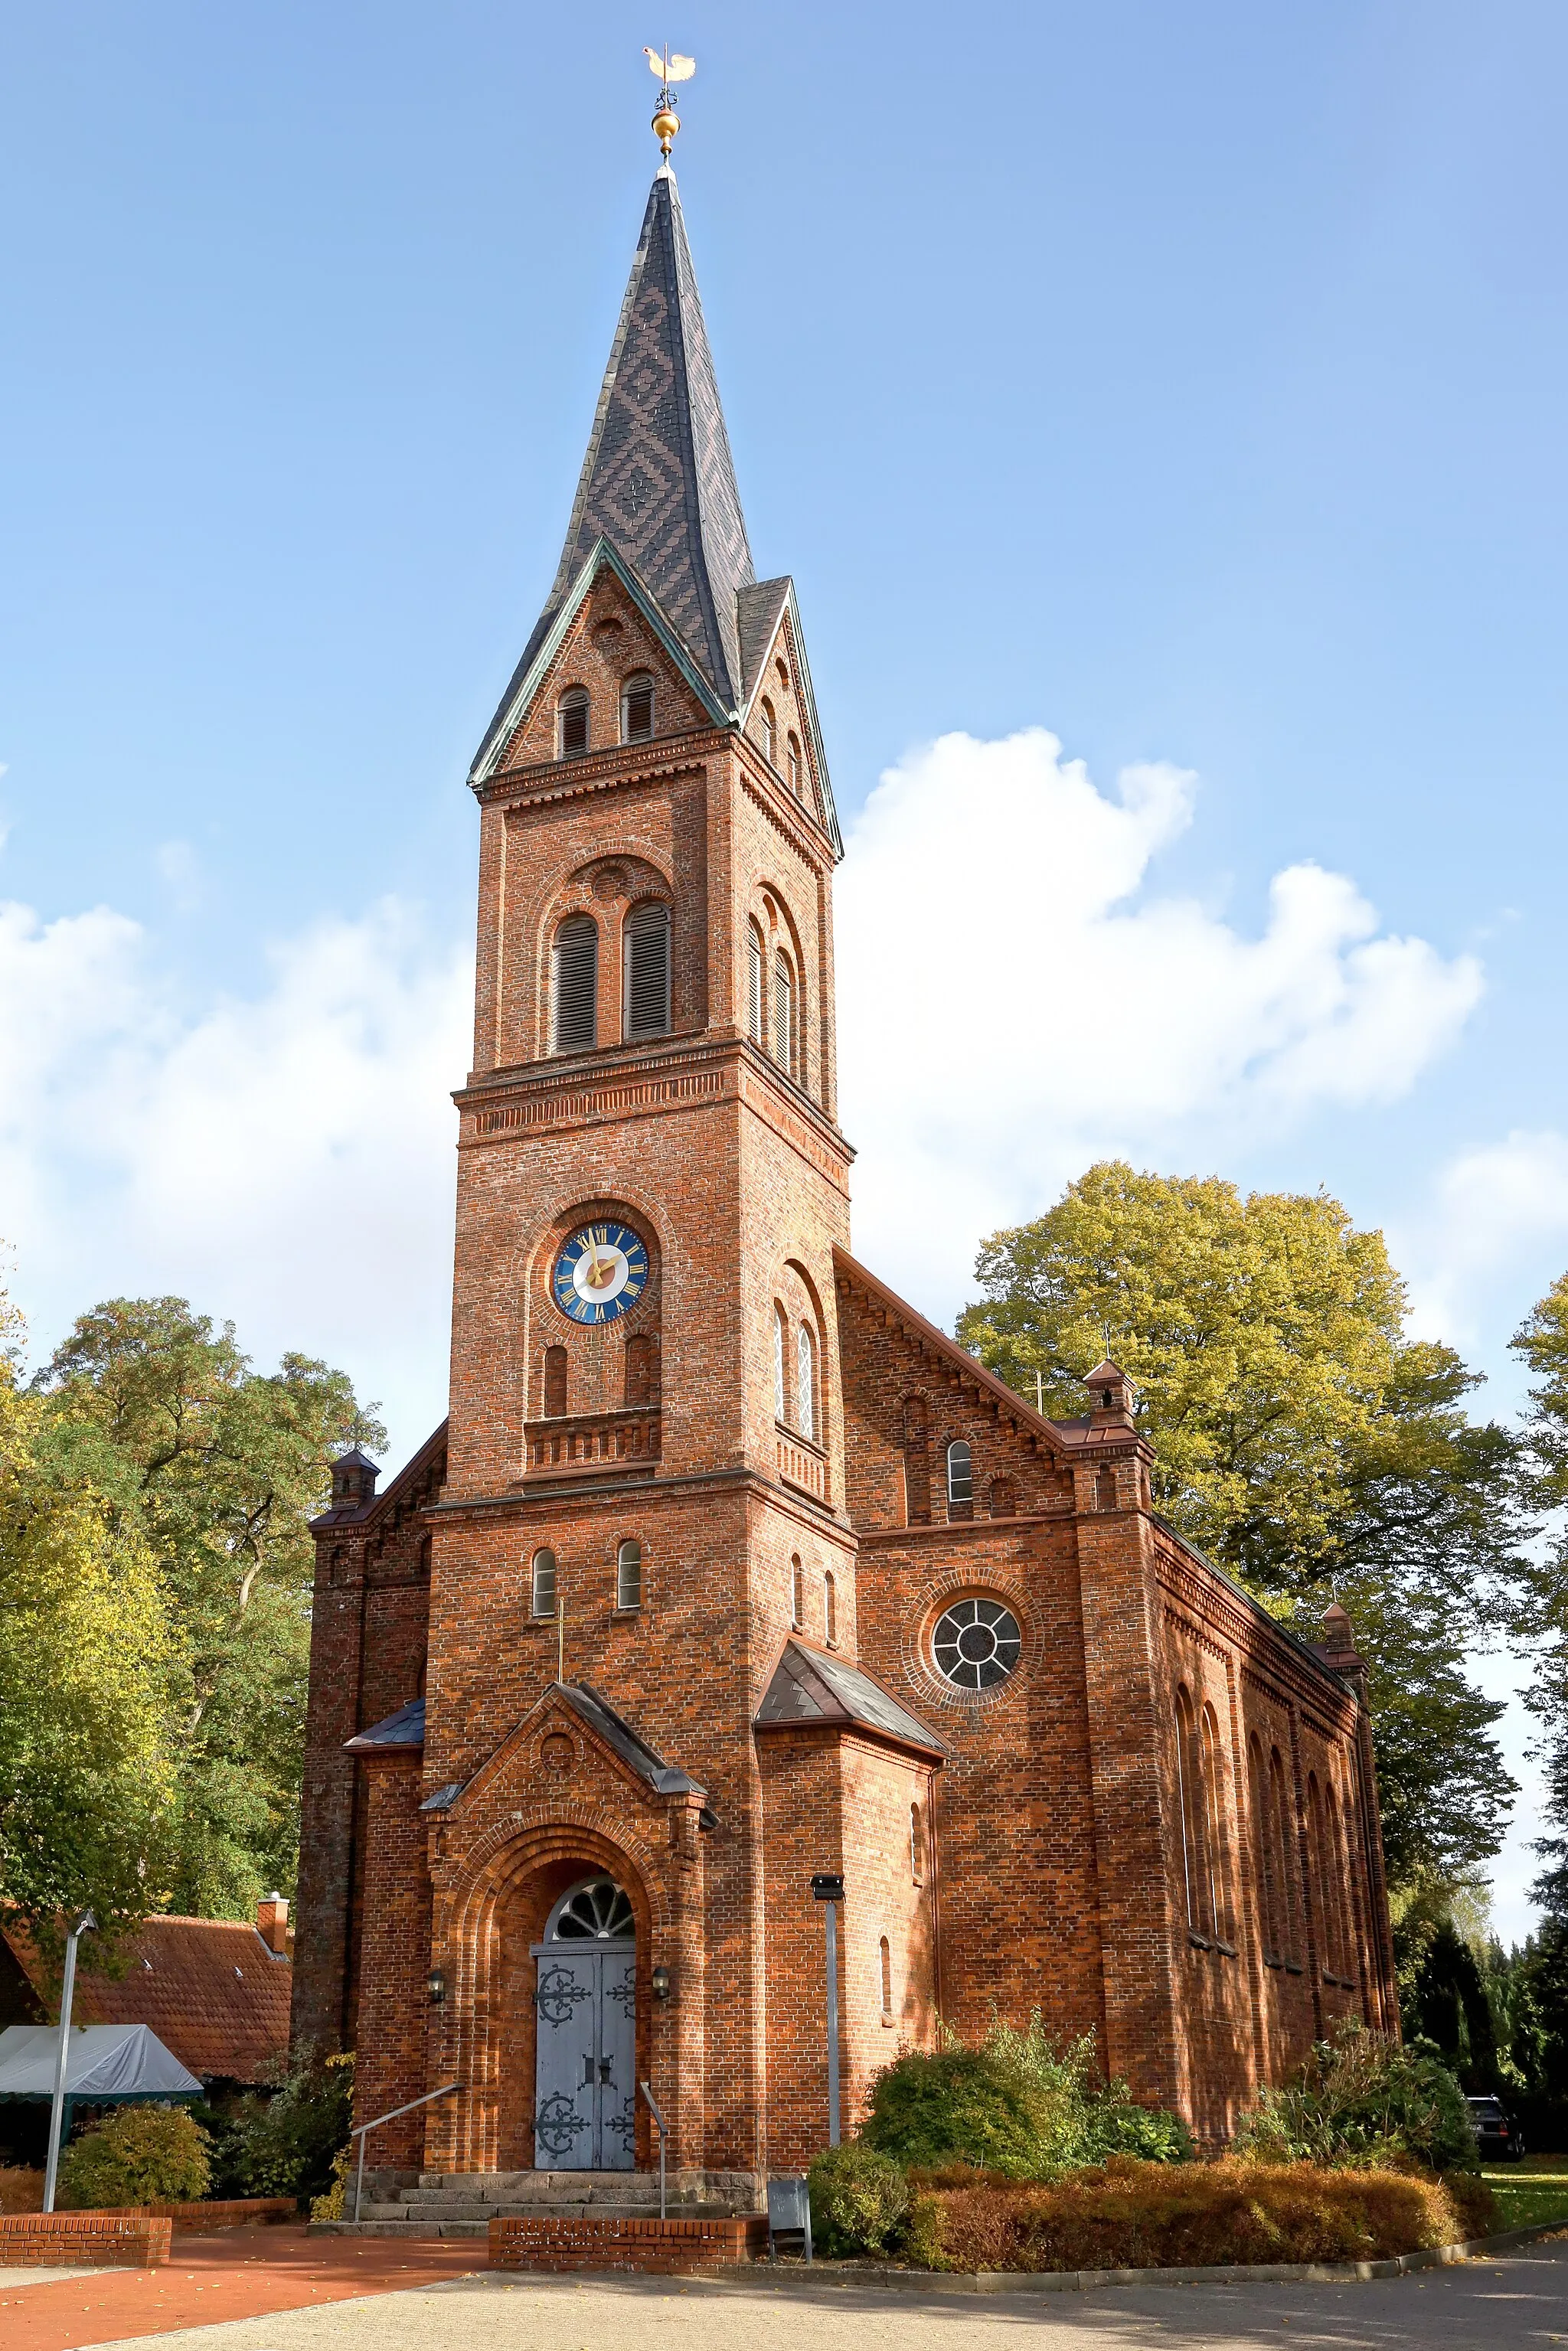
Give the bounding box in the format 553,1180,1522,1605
811,1873,845,2148
43,1910,95,2214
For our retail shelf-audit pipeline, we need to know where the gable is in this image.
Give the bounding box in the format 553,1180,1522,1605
736,580,843,854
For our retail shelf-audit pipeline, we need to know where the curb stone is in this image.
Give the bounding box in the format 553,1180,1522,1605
664,2219,1568,2297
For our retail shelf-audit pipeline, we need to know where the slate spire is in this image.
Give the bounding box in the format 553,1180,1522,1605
501,165,754,724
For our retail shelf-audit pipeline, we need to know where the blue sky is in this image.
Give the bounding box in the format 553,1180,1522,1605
3,2,1566,1932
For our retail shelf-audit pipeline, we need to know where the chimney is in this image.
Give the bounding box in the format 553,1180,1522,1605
256,1892,290,1957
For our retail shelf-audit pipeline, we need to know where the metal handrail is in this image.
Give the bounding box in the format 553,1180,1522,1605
351,2082,462,2223
638,2079,667,2220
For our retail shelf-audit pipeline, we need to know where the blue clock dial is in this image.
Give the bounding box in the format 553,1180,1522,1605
552,1221,650,1325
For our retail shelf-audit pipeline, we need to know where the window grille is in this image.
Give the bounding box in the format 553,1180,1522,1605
773,1306,788,1422
747,923,766,1046
760,697,776,763
773,954,793,1075
531,1547,557,1619
796,1322,815,1442
558,687,590,758
544,1344,567,1417
946,1438,973,1516
824,1569,837,1644
552,915,597,1053
787,733,803,798
621,671,655,743
623,900,671,1038
616,1539,642,1611
790,1555,804,1628
879,1936,892,2017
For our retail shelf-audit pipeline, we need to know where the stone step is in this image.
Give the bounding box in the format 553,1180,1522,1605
313,2219,490,2239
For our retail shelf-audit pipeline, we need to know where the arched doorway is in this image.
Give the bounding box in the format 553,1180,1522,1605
530,1876,635,2170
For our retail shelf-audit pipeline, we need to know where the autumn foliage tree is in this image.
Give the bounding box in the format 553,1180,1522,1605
957,1162,1526,1891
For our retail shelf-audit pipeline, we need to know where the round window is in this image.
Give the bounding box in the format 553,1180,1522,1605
931,1596,1022,1692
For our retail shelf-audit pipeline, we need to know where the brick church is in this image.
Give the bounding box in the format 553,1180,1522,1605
292,157,1396,2193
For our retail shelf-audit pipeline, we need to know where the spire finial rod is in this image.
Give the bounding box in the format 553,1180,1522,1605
643,44,695,157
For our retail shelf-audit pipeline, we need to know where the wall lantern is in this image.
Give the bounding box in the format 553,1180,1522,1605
651,1964,672,2003
426,1967,447,2004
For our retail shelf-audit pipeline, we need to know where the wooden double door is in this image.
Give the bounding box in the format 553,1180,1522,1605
531,1939,636,2169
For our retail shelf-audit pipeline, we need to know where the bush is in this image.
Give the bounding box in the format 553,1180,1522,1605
0,2166,44,2214
863,2015,1190,2182
909,2154,1494,2273
227,2051,354,2202
807,2143,910,2254
57,2105,211,2209
1233,2020,1477,2173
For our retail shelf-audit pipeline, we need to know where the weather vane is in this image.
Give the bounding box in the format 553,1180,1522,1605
644,44,695,157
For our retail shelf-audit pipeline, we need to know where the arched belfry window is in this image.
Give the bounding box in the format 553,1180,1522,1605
747,922,766,1047
760,697,777,764
621,671,655,744
552,914,597,1053
623,900,671,1039
773,952,794,1076
796,1322,817,1442
558,686,590,759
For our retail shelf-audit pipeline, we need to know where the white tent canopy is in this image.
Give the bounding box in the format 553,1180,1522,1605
0,2023,201,2102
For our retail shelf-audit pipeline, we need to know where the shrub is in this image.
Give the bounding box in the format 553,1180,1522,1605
910,2155,1494,2273
807,2143,910,2255
1232,2020,1477,2173
0,2166,44,2214
864,2014,1190,2182
57,2105,211,2209
309,2144,353,2224
227,2051,354,2202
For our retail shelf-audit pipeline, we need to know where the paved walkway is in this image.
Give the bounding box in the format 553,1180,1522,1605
11,2231,1568,2350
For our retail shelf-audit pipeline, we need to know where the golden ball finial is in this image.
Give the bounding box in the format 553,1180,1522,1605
642,47,694,158
652,101,680,155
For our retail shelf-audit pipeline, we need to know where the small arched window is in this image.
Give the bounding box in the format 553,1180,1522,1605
1201,1704,1233,1944
1174,1684,1209,1938
824,1569,837,1645
879,1935,893,2020
1269,1746,1297,1964
552,914,597,1053
773,1305,788,1422
621,671,655,744
796,1322,816,1443
790,1555,804,1628
787,732,803,798
910,1803,924,1886
760,697,777,763
623,900,671,1039
616,1539,642,1611
531,1547,557,1620
624,1332,657,1408
746,921,766,1047
946,1439,973,1520
558,685,590,759
544,1344,568,1417
773,952,794,1076
1249,1733,1280,1965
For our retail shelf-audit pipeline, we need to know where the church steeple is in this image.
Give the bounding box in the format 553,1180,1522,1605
471,166,756,779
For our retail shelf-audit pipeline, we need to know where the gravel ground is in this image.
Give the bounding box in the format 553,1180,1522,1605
81,2235,1568,2351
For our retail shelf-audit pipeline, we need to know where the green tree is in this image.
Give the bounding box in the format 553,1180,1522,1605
957,1162,1524,1889
0,1290,177,1958
37,1298,384,1918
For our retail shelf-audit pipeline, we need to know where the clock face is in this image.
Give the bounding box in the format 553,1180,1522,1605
552,1220,650,1325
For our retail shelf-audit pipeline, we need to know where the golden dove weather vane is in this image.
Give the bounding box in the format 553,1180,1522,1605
644,45,695,157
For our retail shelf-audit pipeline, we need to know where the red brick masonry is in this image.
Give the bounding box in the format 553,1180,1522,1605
98,2199,296,2233
488,2212,768,2274
0,2214,172,2266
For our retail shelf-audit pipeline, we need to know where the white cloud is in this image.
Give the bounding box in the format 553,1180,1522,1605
838,728,1484,1315
1396,1129,1568,1358
0,895,471,1459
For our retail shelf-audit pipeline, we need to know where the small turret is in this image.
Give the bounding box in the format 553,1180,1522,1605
329,1446,380,1512
1083,1359,1137,1432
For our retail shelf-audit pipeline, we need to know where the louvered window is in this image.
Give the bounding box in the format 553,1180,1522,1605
796,1322,815,1442
531,1547,557,1619
787,733,803,798
760,698,776,764
773,954,793,1076
621,672,655,744
558,687,590,758
617,1539,643,1611
747,923,766,1047
544,1344,567,1416
623,900,671,1038
552,915,597,1053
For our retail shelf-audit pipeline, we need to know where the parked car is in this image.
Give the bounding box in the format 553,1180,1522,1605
1467,2095,1525,2162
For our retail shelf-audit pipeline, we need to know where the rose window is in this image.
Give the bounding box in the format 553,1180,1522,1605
931,1597,1022,1692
